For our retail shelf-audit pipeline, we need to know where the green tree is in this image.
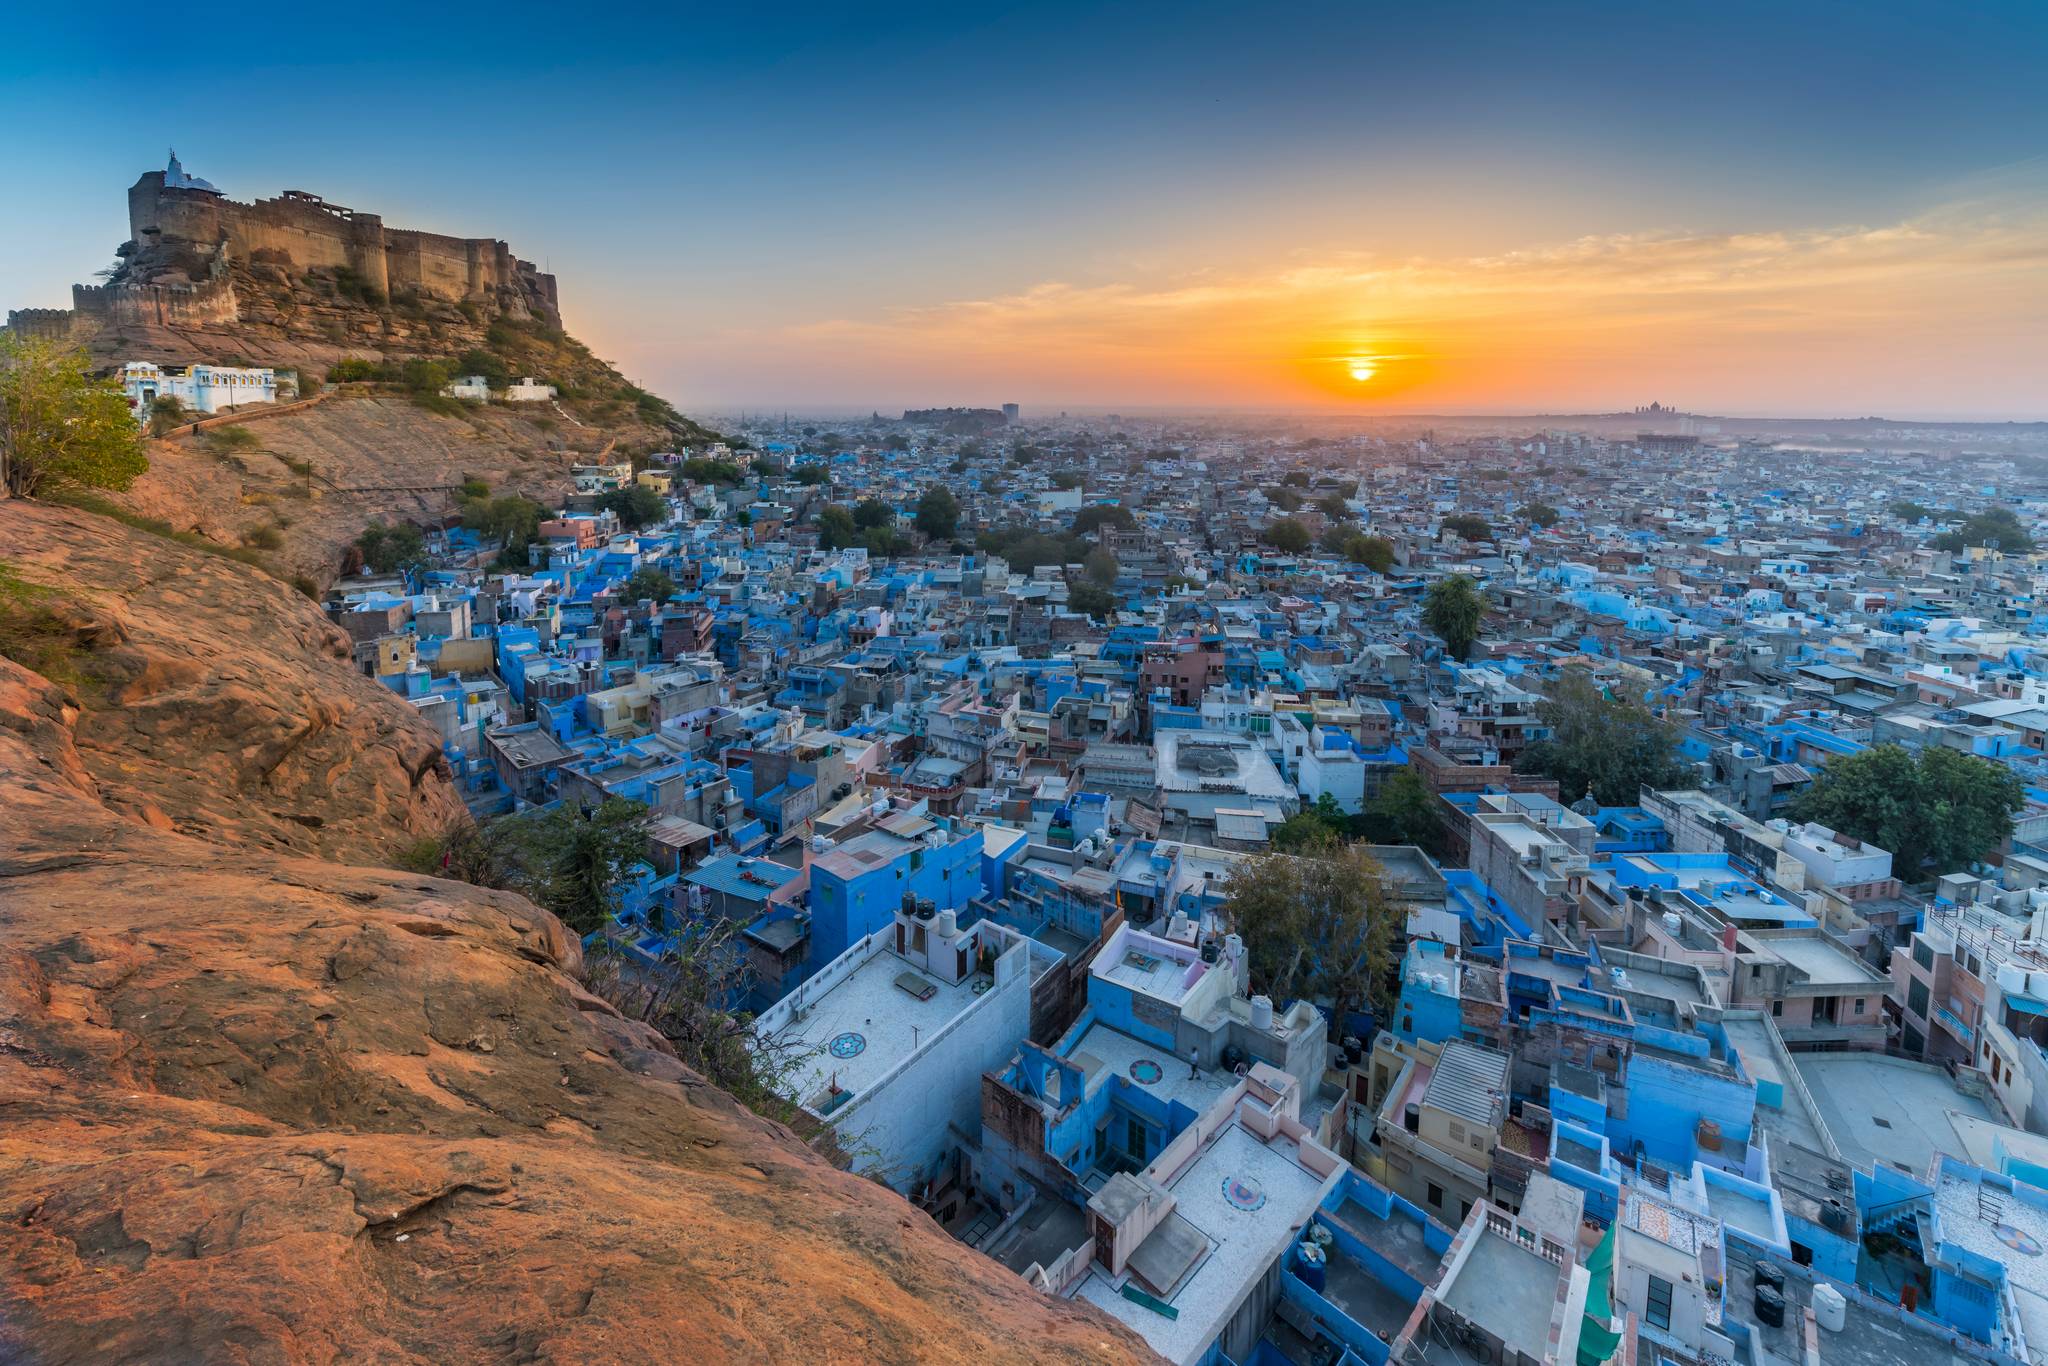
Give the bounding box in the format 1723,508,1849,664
1084,545,1119,585
1889,500,1939,523
817,503,858,550
883,432,911,452
1068,581,1118,621
1316,492,1351,520
1933,508,2033,554
1221,839,1402,1023
1262,518,1312,554
1282,470,1312,488
914,484,960,540
789,463,830,485
1051,469,1084,491
1361,768,1441,850
862,525,909,557
622,566,677,602
1345,533,1395,573
1512,668,1697,805
1272,793,1348,851
1073,504,1135,535
1791,744,2024,881
146,394,187,438
356,520,427,574
462,494,549,554
599,484,667,529
853,498,894,530
1524,502,1562,528
1422,574,1485,661
455,348,511,389
1442,513,1491,542
0,334,149,498
1265,486,1305,512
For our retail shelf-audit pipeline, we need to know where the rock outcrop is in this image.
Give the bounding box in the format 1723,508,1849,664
0,506,1153,1364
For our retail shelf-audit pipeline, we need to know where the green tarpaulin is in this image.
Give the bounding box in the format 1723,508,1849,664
1577,1219,1624,1366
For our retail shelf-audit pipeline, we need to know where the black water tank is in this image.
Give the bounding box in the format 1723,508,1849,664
1754,1283,1786,1328
1754,1261,1785,1292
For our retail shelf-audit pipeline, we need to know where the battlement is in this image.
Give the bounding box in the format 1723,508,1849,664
127,160,558,324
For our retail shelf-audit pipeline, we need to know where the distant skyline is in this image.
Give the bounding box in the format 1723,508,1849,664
5,2,2046,419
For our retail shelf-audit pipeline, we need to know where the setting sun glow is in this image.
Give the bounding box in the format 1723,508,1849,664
1346,357,1378,383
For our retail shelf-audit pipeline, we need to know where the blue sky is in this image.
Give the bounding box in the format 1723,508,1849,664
4,2,2046,415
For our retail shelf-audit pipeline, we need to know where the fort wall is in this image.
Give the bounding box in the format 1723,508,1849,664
127,172,556,321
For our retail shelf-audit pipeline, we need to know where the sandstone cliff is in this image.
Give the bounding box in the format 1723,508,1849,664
0,501,1153,1364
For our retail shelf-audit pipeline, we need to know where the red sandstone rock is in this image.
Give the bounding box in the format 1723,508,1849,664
0,509,1155,1365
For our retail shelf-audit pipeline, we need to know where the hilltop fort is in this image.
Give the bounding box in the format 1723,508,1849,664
7,152,559,353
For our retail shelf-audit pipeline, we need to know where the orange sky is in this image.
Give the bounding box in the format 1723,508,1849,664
700,196,2048,417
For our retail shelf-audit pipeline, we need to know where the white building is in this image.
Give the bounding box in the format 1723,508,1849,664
1782,822,1892,890
504,377,557,402
122,361,276,419
442,374,492,402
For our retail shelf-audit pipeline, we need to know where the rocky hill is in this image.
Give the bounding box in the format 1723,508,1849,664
0,499,1152,1363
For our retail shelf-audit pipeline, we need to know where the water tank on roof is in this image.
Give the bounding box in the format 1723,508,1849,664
937,909,957,938
1225,933,1244,960
1662,911,1684,935
1811,1282,1847,1333
1250,995,1274,1030
1296,1240,1327,1293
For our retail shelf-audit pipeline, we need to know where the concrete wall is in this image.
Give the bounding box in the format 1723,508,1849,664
830,938,1034,1193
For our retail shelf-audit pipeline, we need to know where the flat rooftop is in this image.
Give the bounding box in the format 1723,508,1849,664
1436,1231,1564,1360
1719,1014,1830,1158
769,949,985,1111
1763,935,1884,987
1075,1117,1334,1365
1793,1053,1998,1176
1068,1020,1235,1114
1093,928,1207,1007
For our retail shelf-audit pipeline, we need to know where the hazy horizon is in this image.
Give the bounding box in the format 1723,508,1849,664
6,2,2046,421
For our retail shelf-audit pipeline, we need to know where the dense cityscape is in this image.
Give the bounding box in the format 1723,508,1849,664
318,398,2048,1363
5,3,2047,1363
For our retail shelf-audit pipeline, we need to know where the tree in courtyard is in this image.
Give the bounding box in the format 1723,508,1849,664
1790,744,2024,881
1441,513,1491,542
622,566,677,603
1421,574,1485,661
1262,518,1312,554
914,484,960,540
1933,507,2033,555
1220,838,1402,1024
1523,502,1562,529
1073,504,1135,535
0,334,148,498
1361,768,1441,850
853,497,893,530
1083,545,1119,585
1316,492,1352,520
1344,532,1395,573
1512,668,1697,806
599,484,666,530
816,503,858,550
1068,581,1118,621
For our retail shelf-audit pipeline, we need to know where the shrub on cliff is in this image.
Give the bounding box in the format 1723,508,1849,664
0,334,148,498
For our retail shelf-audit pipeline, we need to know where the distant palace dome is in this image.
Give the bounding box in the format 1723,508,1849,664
162,148,221,195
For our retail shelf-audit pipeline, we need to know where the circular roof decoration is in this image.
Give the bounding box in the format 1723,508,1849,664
1130,1059,1165,1084
1222,1174,1267,1213
828,1032,868,1059
1996,1222,2043,1257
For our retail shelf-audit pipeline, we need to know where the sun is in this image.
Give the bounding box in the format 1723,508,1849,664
1346,357,1378,383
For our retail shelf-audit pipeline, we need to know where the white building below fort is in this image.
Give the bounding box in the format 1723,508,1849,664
122,361,276,419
